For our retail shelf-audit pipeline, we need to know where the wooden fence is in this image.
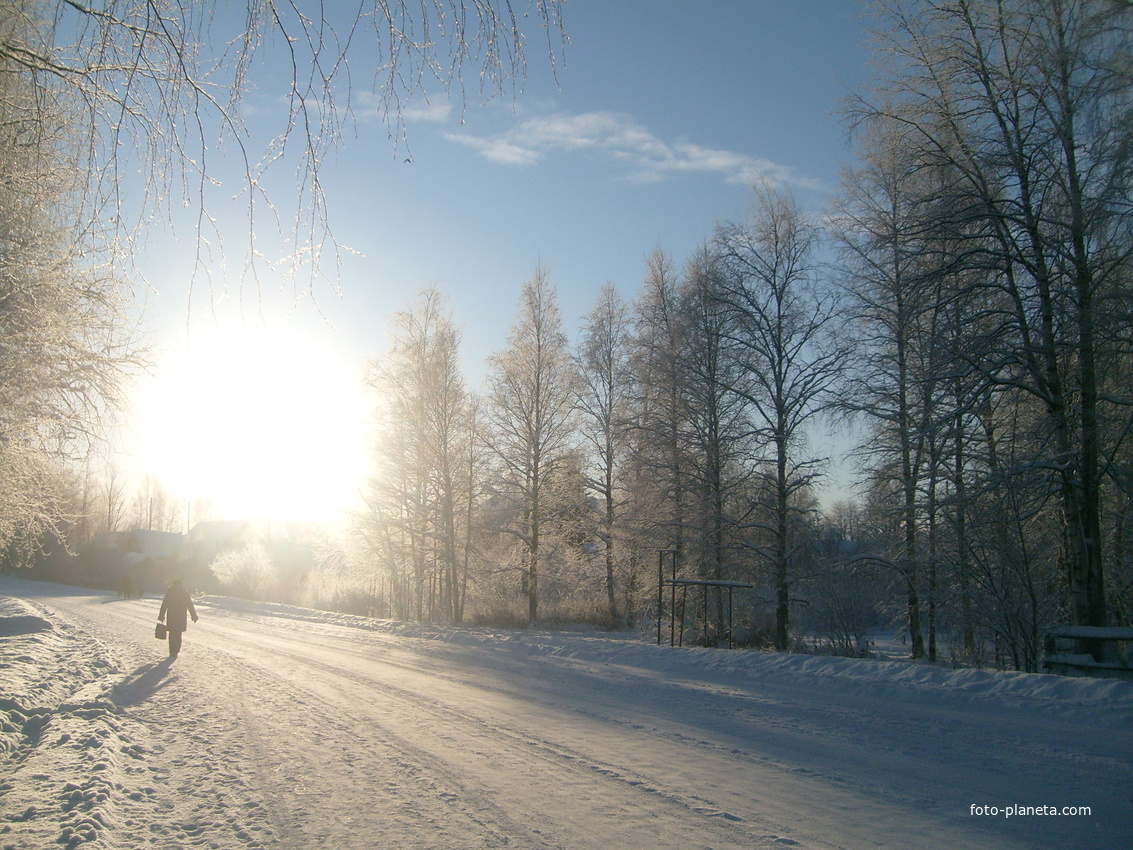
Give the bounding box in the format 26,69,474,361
1042,626,1133,681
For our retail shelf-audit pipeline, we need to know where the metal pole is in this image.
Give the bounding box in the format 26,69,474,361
670,552,677,647
678,584,688,647
656,551,663,646
729,589,738,648
703,584,708,647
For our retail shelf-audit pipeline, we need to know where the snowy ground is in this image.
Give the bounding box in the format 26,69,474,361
1,576,1130,849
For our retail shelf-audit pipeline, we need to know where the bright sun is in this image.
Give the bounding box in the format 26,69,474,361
136,323,372,524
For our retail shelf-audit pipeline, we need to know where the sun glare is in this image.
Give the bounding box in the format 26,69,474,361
137,324,372,524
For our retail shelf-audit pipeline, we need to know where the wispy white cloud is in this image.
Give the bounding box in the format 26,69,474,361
447,135,541,166
445,112,819,189
401,100,453,124
353,92,453,124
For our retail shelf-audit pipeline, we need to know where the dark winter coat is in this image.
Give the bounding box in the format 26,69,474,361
159,582,198,633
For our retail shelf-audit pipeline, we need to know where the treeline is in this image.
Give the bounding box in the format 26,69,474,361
358,219,843,647
354,0,1133,669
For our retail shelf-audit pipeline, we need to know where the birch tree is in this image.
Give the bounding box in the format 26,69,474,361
677,248,754,641
362,286,470,622
833,124,945,659
575,283,633,624
0,34,135,558
714,182,844,651
628,250,693,571
860,0,1133,646
485,267,578,624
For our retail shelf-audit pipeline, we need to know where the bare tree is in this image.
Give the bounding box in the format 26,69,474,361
420,290,474,623
714,182,844,651
0,52,136,557
485,266,578,624
859,0,1133,648
456,392,489,623
833,123,946,659
626,248,758,639
627,250,693,573
129,475,183,532
361,286,470,622
575,283,633,624
677,247,754,641
100,465,129,536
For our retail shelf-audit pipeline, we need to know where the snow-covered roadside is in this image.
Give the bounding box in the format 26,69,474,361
0,593,150,849
204,591,1133,721
0,586,278,850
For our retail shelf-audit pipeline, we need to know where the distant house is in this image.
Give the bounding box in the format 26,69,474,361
181,520,251,589
54,528,185,595
63,522,250,593
33,518,321,599
118,528,184,594
125,529,185,561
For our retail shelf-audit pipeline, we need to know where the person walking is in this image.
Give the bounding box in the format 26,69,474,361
158,579,199,657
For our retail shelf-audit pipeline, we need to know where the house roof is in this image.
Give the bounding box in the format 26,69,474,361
124,529,184,559
186,520,249,550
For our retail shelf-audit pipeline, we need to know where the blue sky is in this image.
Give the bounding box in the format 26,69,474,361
127,2,875,522
327,0,872,368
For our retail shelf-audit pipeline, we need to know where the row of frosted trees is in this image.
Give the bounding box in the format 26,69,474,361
356,226,835,643
837,0,1132,667
355,0,1132,669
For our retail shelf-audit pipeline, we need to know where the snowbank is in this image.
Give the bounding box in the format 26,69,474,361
0,595,151,849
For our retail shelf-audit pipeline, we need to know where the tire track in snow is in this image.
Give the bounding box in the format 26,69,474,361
203,617,826,850
18,596,280,850
43,597,529,849
205,637,566,849
199,610,1058,850
316,626,1127,850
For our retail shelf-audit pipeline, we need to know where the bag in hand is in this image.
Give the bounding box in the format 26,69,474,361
155,622,167,640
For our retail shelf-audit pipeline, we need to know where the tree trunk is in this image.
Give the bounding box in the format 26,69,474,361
775,434,790,652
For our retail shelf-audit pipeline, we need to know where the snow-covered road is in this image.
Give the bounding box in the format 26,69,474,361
2,577,1130,849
